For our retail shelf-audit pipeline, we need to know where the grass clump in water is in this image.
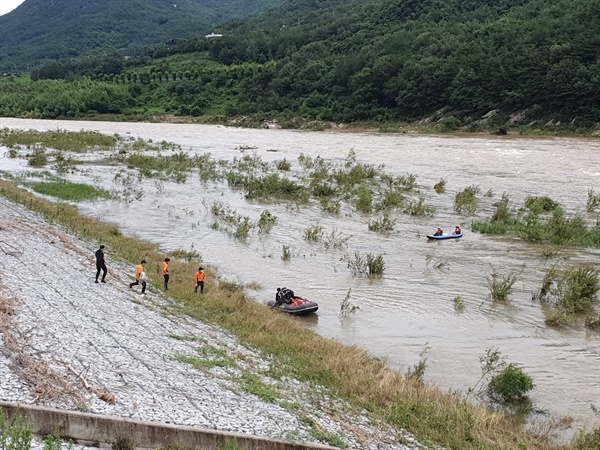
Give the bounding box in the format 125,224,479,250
257,210,277,234
341,251,385,276
403,197,434,216
27,145,48,167
368,213,396,232
304,223,324,242
30,179,111,202
453,295,465,311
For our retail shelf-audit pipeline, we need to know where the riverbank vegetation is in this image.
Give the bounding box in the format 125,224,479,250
1,0,599,136
3,175,595,450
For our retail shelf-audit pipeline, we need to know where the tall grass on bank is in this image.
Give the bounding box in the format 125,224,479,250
0,179,575,450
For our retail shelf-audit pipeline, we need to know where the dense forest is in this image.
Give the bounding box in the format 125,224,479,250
1,0,599,130
0,0,283,73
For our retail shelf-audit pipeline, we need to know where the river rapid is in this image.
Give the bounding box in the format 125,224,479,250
1,118,599,432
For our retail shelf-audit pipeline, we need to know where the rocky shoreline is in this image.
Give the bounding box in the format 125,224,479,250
0,197,418,450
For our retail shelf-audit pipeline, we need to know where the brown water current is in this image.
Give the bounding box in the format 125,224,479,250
1,118,599,431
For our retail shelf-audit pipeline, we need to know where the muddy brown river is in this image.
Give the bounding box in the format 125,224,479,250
1,118,599,432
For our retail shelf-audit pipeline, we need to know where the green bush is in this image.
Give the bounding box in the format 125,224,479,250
355,185,373,213
524,195,560,213
486,271,517,301
257,210,277,234
491,193,512,222
454,185,480,213
487,364,534,402
433,178,446,194
535,265,599,314
27,145,48,167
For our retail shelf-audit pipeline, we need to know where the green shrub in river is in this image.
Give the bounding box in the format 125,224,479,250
433,178,446,194
304,223,324,242
27,145,48,167
487,364,534,403
257,210,277,234
586,188,600,212
471,348,534,404
403,197,434,216
486,270,517,301
472,196,600,248
524,195,560,214
368,213,396,232
534,265,599,316
245,173,309,202
355,185,373,213
454,184,480,213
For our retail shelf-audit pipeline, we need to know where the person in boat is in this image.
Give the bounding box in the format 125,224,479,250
274,287,295,306
433,227,443,236
454,225,462,235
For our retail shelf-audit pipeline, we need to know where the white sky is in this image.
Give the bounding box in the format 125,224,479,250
0,0,26,16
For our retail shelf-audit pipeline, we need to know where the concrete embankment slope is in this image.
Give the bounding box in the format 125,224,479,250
0,196,414,450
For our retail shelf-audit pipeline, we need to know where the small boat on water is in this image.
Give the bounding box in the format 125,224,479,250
267,297,319,316
427,233,463,240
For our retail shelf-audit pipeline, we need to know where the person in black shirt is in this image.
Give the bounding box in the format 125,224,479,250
95,245,107,283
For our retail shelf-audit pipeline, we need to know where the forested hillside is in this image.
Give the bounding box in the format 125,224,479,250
0,0,283,72
1,0,599,130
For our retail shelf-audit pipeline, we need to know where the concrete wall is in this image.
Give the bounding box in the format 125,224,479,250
0,402,336,450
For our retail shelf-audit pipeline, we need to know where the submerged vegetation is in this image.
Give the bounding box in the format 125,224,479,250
534,265,599,327
473,194,600,248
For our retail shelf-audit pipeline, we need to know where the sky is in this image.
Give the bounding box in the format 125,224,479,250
0,0,26,16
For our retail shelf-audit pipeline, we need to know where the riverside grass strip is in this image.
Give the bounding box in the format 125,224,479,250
0,179,569,450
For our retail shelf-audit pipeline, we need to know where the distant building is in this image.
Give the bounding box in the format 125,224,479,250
205,33,223,39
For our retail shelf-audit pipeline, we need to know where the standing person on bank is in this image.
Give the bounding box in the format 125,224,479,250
129,260,147,296
95,245,107,283
163,258,170,290
194,267,205,294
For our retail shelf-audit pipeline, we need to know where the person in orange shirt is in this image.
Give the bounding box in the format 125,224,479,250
194,266,205,294
163,258,170,290
129,259,147,296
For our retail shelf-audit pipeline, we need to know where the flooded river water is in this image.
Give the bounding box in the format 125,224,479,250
1,118,599,431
